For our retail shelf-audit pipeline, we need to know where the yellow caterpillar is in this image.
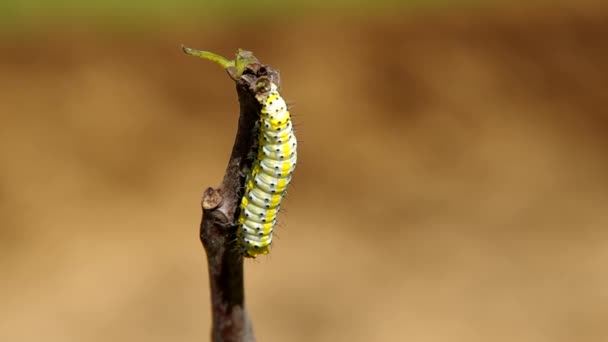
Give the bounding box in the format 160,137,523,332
238,82,297,257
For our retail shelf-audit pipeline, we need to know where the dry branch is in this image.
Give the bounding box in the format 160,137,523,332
186,47,281,342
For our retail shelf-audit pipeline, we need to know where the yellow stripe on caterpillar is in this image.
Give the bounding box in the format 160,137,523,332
265,93,280,104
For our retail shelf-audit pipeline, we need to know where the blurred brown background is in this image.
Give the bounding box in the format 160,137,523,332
2,2,608,341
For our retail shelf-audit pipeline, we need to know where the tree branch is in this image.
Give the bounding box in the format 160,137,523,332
190,48,280,342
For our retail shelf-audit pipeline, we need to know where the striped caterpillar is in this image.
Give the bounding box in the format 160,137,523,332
238,80,297,257
183,47,297,258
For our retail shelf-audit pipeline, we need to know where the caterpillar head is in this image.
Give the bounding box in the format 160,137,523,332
253,77,280,103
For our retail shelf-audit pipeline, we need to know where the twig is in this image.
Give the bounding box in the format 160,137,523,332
186,47,280,342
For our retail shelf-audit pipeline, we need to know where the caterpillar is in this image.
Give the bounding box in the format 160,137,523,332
182,47,297,258
237,81,297,257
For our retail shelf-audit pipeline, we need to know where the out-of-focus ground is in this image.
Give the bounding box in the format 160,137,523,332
2,3,608,342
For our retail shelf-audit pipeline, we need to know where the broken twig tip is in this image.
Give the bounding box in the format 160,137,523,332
202,187,223,210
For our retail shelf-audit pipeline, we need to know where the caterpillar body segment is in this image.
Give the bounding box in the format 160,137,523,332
245,189,281,209
238,83,297,257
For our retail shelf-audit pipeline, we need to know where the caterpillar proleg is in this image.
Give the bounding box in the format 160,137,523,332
183,47,297,258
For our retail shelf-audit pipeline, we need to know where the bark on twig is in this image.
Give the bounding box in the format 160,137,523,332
193,49,280,342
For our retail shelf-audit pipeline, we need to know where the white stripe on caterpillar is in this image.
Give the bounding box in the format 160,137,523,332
238,82,297,257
